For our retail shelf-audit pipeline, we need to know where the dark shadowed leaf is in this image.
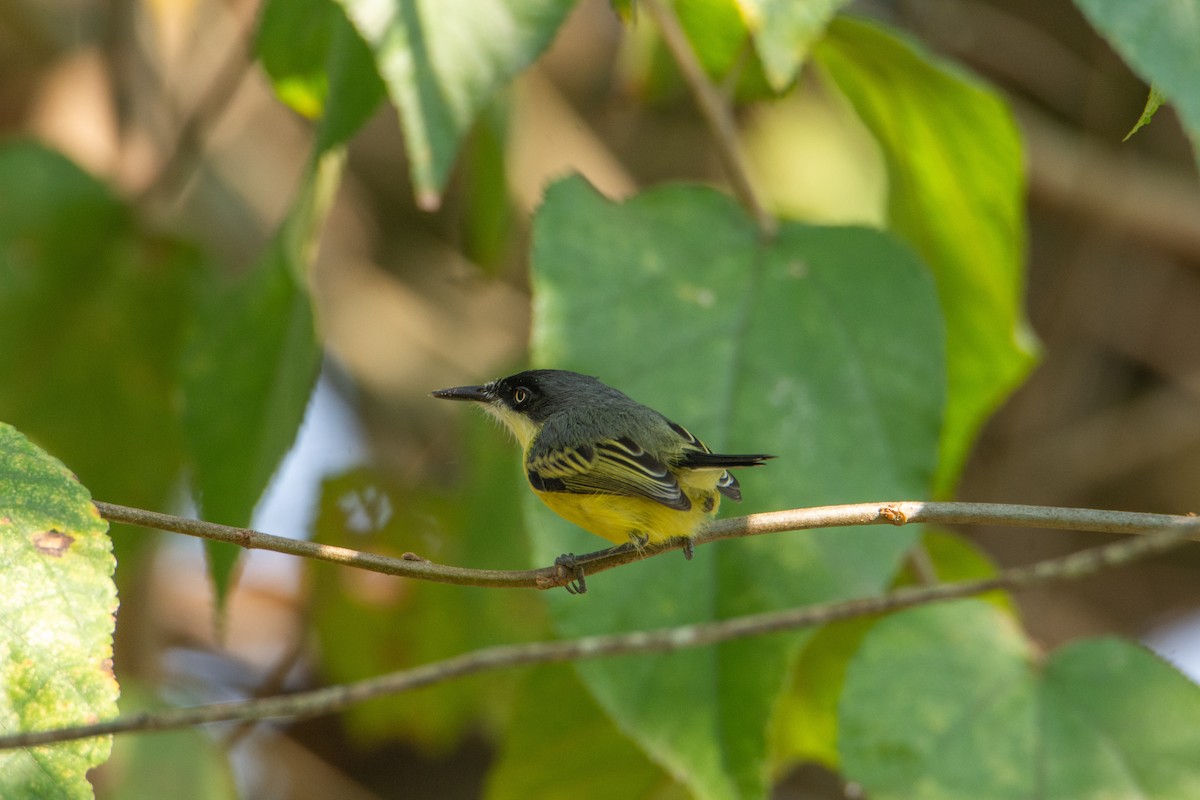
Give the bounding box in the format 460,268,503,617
182,150,342,604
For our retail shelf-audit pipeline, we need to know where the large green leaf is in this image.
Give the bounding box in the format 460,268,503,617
1073,0,1200,156
814,18,1037,495
335,0,575,207
0,424,119,798
0,142,196,525
840,600,1200,799
529,176,945,799
182,150,342,602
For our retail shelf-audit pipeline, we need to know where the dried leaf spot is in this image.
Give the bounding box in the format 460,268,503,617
34,529,75,557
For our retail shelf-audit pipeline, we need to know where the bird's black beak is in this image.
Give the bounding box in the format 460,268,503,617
430,384,492,403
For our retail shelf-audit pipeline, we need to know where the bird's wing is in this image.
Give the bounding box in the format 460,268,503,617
526,434,690,511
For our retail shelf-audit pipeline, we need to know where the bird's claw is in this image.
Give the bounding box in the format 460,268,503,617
681,537,694,560
554,553,587,594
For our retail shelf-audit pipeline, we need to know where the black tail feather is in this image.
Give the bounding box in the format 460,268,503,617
678,452,775,470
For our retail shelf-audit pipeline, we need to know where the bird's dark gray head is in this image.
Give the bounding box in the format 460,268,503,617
483,369,617,423
432,369,628,446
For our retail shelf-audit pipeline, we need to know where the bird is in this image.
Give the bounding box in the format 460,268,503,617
432,369,773,592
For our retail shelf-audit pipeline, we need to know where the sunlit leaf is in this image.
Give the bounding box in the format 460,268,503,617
815,18,1037,495
0,424,119,798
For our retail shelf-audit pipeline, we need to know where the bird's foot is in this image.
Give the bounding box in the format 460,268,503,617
554,542,641,594
680,537,695,560
554,553,587,595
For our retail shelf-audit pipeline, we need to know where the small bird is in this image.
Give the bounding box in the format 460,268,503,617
432,369,773,592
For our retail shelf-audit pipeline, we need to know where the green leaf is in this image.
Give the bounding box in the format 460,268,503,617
814,18,1038,495
311,417,542,749
1073,0,1200,155
840,600,1200,799
840,601,1035,798
740,0,848,89
486,665,684,800
0,142,196,517
335,0,575,207
182,149,342,603
0,424,119,798
529,176,945,799
256,0,387,151
1041,638,1200,797
1124,85,1167,141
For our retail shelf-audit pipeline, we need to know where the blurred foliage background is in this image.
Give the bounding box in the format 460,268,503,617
1,0,1199,797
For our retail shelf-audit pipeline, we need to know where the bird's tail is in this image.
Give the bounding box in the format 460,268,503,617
679,451,775,503
677,452,775,470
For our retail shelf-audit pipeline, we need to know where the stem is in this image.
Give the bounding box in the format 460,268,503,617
643,0,777,238
4,515,1195,750
96,500,1200,592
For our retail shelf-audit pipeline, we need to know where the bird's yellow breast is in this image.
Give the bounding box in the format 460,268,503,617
531,475,723,547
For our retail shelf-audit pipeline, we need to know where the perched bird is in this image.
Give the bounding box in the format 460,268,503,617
432,369,773,592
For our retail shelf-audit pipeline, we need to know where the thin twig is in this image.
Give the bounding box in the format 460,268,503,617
642,0,777,238
4,516,1195,751
221,630,311,749
96,502,566,589
904,544,940,586
134,13,257,206
95,500,1200,593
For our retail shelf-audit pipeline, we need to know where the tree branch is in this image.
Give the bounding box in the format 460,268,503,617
642,0,777,238
95,500,1200,592
5,515,1196,751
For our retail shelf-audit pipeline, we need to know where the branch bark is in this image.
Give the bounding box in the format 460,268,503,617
95,500,1200,592
4,514,1196,751
642,0,777,238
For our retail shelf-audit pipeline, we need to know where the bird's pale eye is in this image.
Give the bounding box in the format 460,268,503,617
513,387,530,405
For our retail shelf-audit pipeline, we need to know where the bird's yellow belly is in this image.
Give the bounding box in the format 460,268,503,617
532,486,721,547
